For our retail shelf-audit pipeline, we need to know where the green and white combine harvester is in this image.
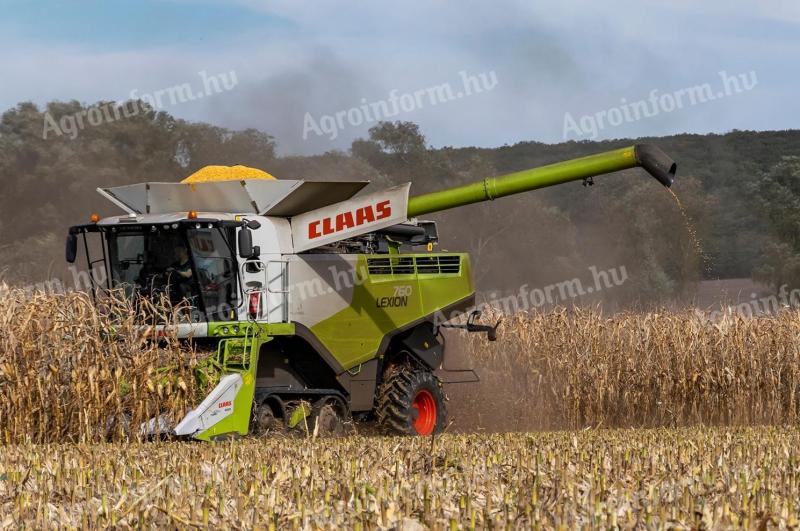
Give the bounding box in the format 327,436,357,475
66,145,676,439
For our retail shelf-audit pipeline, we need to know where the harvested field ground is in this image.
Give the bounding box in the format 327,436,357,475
1,427,799,528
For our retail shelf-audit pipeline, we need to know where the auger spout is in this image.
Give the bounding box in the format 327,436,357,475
406,144,676,218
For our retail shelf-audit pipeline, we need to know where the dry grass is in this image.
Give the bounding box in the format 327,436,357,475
1,427,799,528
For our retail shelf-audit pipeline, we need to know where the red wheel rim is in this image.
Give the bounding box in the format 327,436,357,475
412,389,437,435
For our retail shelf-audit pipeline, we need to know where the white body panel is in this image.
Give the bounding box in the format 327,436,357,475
290,184,411,252
173,373,242,436
239,216,292,323
285,254,358,327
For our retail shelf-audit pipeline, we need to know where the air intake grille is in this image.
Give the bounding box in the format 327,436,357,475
367,255,461,276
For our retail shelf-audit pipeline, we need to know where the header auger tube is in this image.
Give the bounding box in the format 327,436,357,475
406,144,676,217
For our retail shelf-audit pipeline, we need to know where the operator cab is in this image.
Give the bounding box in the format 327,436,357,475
67,215,242,323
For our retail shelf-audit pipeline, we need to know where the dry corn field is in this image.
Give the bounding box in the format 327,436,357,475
0,286,213,444
3,287,800,526
449,308,800,432
1,428,799,528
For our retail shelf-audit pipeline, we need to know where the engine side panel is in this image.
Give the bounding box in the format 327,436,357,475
288,253,473,371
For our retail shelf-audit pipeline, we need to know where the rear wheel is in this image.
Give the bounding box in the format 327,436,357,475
376,364,447,435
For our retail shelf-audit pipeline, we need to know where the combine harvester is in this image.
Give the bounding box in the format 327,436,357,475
66,146,676,439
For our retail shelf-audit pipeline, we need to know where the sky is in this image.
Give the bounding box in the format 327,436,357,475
0,0,797,155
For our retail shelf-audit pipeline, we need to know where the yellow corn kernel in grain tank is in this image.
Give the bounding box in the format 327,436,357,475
181,165,276,184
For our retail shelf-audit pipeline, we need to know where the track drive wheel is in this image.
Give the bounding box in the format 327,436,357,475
376,364,447,436
251,402,283,436
313,403,347,438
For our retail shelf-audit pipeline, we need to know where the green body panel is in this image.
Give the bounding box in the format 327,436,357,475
194,325,287,441
206,322,295,338
407,146,640,217
310,253,473,370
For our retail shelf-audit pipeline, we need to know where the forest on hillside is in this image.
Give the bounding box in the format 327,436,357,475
1,100,798,306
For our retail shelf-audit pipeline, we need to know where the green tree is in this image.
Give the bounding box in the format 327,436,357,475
751,157,800,290
351,121,453,194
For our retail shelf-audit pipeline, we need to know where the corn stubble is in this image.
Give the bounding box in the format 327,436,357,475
2,429,799,528
3,289,800,526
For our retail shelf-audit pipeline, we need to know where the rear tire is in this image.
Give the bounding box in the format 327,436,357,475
376,364,447,435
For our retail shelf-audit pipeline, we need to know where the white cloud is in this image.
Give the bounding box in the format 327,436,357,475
1,0,796,155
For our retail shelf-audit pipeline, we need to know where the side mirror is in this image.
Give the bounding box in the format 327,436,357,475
66,234,78,263
238,227,254,258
